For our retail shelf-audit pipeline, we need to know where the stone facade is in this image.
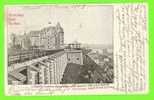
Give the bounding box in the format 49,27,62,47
29,22,64,50
8,49,84,85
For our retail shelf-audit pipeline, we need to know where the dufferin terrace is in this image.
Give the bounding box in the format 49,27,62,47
8,22,113,85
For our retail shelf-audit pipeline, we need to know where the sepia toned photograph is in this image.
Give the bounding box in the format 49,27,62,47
5,4,148,95
6,5,113,85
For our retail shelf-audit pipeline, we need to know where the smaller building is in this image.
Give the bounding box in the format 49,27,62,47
65,49,83,65
65,42,83,65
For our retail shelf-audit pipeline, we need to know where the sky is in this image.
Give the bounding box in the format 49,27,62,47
6,5,113,45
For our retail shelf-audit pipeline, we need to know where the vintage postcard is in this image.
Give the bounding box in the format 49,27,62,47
5,4,148,95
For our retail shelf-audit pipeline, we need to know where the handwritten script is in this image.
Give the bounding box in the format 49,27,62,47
114,4,148,93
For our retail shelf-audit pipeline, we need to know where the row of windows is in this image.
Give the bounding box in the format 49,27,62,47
68,58,79,61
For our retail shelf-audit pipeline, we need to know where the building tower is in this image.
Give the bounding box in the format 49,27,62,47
56,22,64,49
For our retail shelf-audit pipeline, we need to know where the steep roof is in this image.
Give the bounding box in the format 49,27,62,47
29,22,64,37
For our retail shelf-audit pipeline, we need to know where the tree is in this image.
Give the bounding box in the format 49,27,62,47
10,33,17,47
23,34,32,50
